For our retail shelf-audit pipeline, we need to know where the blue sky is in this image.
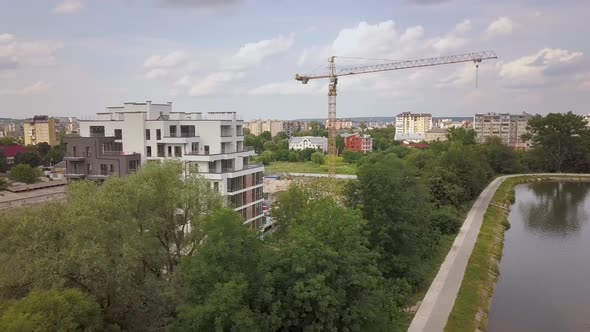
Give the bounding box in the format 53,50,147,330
1,0,589,120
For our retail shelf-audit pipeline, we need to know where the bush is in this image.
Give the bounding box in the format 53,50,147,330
0,178,7,190
311,152,324,165
9,164,42,184
429,206,462,235
342,149,363,163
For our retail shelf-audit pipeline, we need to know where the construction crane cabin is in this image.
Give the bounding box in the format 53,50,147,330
295,51,498,179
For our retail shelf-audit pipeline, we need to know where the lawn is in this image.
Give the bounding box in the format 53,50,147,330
264,158,357,175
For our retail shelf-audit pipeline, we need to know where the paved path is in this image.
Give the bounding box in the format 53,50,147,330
408,173,590,332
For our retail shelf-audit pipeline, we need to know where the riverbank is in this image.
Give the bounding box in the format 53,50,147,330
445,174,590,332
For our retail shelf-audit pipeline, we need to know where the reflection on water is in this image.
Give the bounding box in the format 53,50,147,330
488,181,590,332
521,182,590,236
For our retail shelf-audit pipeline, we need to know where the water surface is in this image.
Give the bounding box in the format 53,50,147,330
488,181,590,332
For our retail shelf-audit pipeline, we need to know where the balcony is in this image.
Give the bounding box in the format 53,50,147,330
64,153,85,162
101,150,140,156
87,174,108,181
184,146,255,156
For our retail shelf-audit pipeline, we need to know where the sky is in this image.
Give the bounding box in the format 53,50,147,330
0,0,589,120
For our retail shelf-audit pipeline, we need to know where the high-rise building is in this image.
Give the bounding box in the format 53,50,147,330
248,119,285,137
71,101,265,228
24,115,59,146
473,112,533,148
395,112,432,139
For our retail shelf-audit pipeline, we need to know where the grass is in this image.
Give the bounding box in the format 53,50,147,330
264,158,358,175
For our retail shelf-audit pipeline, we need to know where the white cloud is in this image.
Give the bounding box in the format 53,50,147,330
431,35,466,53
487,17,514,37
230,33,295,70
454,19,472,34
189,71,245,96
0,81,51,95
499,48,583,87
0,34,62,68
144,68,169,80
53,0,83,14
144,51,188,69
248,80,323,96
401,26,425,42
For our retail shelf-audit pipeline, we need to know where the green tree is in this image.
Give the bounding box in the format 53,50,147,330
446,127,477,145
9,164,41,183
481,136,521,174
36,142,51,157
262,140,277,152
259,131,272,142
14,151,42,167
44,144,65,165
336,135,345,155
0,150,8,172
0,178,7,190
0,137,18,145
0,289,102,331
342,149,363,163
347,153,439,285
311,151,324,164
172,209,265,331
259,150,274,165
524,112,590,172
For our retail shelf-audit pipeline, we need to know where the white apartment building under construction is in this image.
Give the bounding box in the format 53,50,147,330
77,101,264,228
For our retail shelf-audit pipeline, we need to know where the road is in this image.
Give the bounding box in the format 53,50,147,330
408,173,590,332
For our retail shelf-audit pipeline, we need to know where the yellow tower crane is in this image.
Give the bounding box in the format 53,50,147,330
295,51,498,178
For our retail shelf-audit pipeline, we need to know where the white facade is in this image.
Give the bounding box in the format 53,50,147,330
79,101,265,228
288,136,328,152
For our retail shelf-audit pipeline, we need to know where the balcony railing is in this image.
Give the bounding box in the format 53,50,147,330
185,146,255,156
205,163,263,174
101,151,140,156
63,153,85,161
165,133,198,138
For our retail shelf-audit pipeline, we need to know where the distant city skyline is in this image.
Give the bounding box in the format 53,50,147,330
1,0,589,119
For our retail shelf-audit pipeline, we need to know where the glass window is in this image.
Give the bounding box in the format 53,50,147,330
145,129,151,140
146,146,152,157
114,129,122,139
169,125,177,137
156,129,161,140
89,126,105,137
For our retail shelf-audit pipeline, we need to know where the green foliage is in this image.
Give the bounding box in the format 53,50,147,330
0,288,102,331
0,161,222,330
44,144,65,165
481,136,522,174
366,127,397,151
348,152,439,286
0,137,18,145
259,131,272,141
9,164,41,183
36,142,51,156
296,121,327,137
446,127,477,145
311,151,324,164
524,112,590,172
258,150,274,165
14,151,42,167
0,150,7,172
0,178,7,190
429,206,462,235
342,149,363,163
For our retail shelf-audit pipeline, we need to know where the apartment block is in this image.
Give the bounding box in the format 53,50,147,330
474,112,533,148
395,112,432,139
248,119,284,137
425,128,448,142
75,101,265,228
325,118,353,130
342,133,373,153
24,115,59,146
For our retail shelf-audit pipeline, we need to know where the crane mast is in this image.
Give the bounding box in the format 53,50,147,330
295,51,498,180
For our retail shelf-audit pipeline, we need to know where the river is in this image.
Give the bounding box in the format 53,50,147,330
488,181,590,332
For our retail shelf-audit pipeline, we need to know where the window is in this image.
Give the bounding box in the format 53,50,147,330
85,146,90,157
100,164,107,176
180,125,195,137
89,126,105,137
145,129,151,140
110,164,114,173
146,146,152,157
114,129,122,139
191,142,198,153
169,125,177,137
156,129,161,140
174,146,182,157
73,146,77,156
213,182,219,192
167,146,172,156
128,160,139,173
